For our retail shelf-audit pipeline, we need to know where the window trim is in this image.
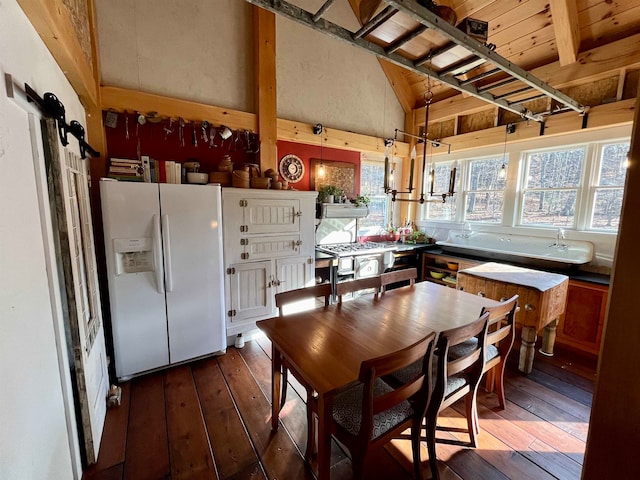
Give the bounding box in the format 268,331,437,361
584,140,630,232
417,125,631,240
359,156,395,234
462,154,509,224
516,144,588,229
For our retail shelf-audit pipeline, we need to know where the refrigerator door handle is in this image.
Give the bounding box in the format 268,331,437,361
153,214,165,294
161,214,174,292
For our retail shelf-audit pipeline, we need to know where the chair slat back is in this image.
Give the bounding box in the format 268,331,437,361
431,311,490,410
381,268,417,293
275,283,332,316
358,333,436,439
336,276,382,303
481,295,518,353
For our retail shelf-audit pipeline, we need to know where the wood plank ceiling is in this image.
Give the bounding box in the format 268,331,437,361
282,0,640,138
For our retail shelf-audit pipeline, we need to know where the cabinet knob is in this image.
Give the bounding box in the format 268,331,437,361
525,303,536,312
477,291,486,297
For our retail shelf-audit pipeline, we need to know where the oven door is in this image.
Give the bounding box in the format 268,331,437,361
355,254,384,278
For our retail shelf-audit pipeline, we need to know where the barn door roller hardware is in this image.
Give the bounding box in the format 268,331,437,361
245,0,585,123
9,76,101,159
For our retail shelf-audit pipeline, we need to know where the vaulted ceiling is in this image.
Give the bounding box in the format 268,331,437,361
288,0,640,138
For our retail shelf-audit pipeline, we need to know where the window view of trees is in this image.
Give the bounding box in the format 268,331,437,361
465,156,507,223
425,161,458,220
359,161,389,235
591,142,629,230
521,147,585,227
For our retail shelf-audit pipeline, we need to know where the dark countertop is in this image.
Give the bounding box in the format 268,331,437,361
423,247,610,286
379,242,440,253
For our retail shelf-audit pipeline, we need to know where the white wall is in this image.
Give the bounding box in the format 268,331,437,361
96,0,254,112
0,1,85,478
95,0,405,140
276,0,405,139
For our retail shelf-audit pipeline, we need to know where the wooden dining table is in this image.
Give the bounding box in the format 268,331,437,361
257,281,499,480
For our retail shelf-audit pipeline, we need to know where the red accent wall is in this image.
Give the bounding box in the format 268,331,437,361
103,113,361,193
277,140,360,193
103,112,259,172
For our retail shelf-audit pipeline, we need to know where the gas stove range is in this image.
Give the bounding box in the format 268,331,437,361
316,241,396,257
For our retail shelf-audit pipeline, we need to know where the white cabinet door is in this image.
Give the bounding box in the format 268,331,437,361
227,260,274,325
276,256,315,294
245,234,301,261
244,198,301,234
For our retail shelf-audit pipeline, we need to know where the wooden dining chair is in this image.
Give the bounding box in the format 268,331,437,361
336,276,382,303
381,267,418,293
449,295,519,414
418,311,490,480
312,333,436,480
273,283,332,461
275,282,332,316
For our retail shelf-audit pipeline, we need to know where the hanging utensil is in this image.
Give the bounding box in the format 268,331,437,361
179,118,185,147
164,118,174,140
201,121,209,143
136,113,146,137
209,126,217,148
247,131,260,154
229,130,238,152
146,111,162,123
192,123,198,147
104,109,118,129
125,114,130,140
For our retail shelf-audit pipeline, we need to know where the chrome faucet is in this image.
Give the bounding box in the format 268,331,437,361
457,222,472,238
549,228,567,248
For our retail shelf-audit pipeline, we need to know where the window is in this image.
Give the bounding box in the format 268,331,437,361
520,147,585,227
358,159,390,235
590,142,629,231
464,156,508,223
425,161,459,221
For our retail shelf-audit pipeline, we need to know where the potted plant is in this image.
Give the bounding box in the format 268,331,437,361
353,195,370,207
385,224,400,242
318,185,343,203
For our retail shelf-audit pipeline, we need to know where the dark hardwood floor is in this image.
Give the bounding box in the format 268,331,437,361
82,337,595,480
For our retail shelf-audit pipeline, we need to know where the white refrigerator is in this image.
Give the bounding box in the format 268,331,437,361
100,180,226,380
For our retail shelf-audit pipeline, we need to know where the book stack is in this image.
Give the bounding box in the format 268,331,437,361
108,158,144,182
109,157,183,183
151,159,183,184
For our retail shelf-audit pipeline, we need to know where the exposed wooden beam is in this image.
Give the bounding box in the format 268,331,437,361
254,6,278,172
100,86,258,131
277,118,410,156
428,99,635,155
101,85,405,156
86,0,106,174
245,0,582,122
551,0,581,66
420,33,640,125
344,1,414,115
17,0,98,109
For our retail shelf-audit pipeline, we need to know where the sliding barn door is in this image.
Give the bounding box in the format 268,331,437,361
43,119,109,465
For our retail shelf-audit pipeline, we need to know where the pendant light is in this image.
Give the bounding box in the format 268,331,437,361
314,123,325,177
499,123,516,179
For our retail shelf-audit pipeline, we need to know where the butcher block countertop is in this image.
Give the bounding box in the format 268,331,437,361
458,262,568,291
